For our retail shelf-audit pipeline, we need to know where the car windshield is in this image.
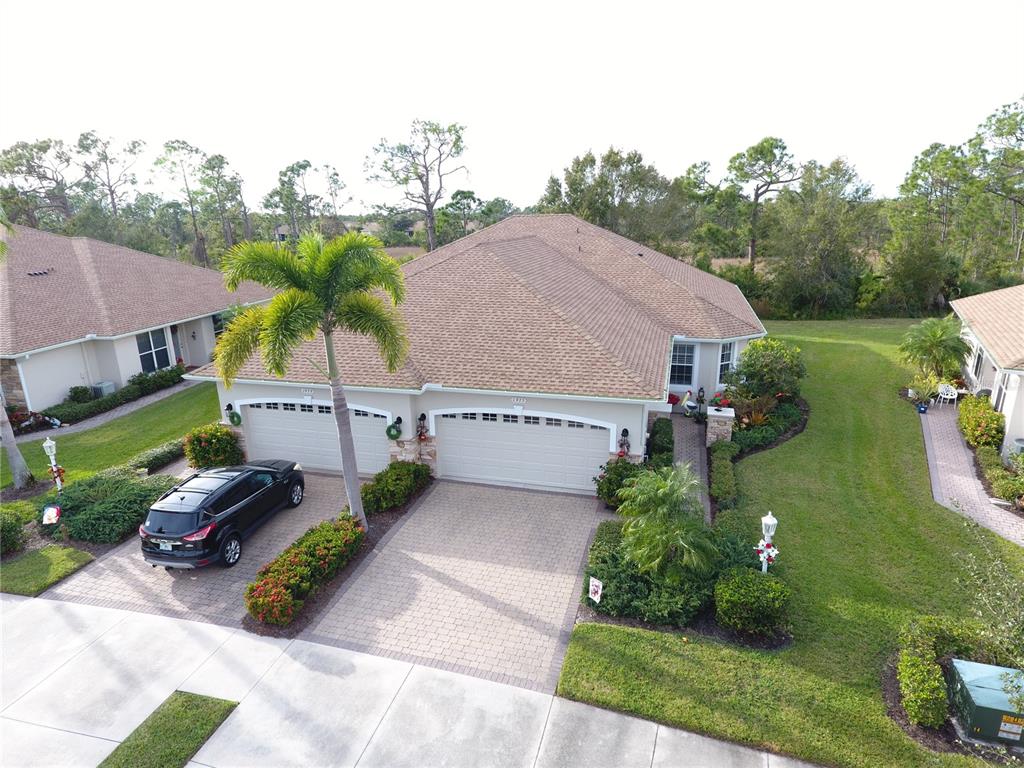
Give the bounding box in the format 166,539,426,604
144,510,199,535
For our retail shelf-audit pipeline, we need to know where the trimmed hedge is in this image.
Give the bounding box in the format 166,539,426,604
1,509,26,554
975,445,1024,503
245,514,364,625
42,365,185,425
896,616,984,728
184,423,244,468
40,467,176,543
714,567,791,637
594,458,645,508
361,461,431,514
709,441,739,508
125,438,186,473
957,394,1005,449
647,417,674,466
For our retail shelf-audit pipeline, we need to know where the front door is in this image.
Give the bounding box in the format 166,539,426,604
170,325,184,366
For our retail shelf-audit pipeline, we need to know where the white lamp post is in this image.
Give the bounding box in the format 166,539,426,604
759,511,778,573
42,437,62,492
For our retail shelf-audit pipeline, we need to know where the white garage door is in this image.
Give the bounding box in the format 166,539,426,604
243,401,391,473
435,412,611,492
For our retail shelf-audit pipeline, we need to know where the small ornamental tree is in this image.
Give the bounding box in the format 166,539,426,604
184,422,244,468
725,337,806,398
898,315,970,379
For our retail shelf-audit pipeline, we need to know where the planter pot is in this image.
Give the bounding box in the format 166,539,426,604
916,403,929,414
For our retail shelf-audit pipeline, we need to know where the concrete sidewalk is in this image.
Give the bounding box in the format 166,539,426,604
1,596,813,768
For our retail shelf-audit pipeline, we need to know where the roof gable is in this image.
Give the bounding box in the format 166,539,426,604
951,284,1024,370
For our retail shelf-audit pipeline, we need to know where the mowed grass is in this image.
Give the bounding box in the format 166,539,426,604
99,691,236,768
557,320,1024,768
1,383,218,489
0,546,94,596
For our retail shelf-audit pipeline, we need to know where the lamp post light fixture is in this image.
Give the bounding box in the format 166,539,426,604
758,511,779,573
42,437,63,492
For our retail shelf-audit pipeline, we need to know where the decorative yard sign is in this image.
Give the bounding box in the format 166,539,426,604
41,505,61,525
589,576,603,604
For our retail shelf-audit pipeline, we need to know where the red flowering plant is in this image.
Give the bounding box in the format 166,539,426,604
183,422,244,468
667,392,681,406
709,392,731,408
245,514,364,626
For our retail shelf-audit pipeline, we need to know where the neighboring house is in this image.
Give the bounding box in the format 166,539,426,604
0,226,272,411
951,283,1024,459
190,214,765,493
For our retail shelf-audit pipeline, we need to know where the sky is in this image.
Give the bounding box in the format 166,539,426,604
2,0,1022,213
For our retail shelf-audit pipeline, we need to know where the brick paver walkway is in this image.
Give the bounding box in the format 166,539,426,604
45,473,349,624
303,481,603,693
672,414,711,520
920,406,1024,547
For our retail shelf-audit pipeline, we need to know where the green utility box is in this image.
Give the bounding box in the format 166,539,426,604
948,658,1024,747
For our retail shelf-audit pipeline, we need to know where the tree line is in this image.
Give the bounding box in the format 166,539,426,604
3,100,1021,316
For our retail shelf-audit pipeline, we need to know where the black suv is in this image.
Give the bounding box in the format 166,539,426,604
140,460,304,569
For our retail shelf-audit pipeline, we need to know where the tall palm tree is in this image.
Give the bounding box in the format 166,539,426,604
898,315,970,379
0,204,35,489
215,231,407,529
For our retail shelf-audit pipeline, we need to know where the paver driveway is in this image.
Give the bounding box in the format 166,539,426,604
45,473,348,625
304,481,606,692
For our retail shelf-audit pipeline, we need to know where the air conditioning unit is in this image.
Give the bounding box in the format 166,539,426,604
92,381,116,398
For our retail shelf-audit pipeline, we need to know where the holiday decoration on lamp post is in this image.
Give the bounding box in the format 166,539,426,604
618,428,630,457
755,511,779,573
42,437,64,493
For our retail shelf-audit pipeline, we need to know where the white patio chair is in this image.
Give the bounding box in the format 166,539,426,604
936,383,958,408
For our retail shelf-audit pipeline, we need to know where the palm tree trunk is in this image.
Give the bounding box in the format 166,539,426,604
0,385,34,489
323,331,368,529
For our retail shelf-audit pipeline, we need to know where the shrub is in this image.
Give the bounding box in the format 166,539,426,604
710,453,738,508
1,509,26,554
184,423,244,468
124,438,186,473
40,468,176,543
770,402,803,432
710,440,741,460
67,385,96,404
907,373,941,403
128,364,185,395
723,337,806,398
647,417,674,465
731,425,782,453
975,445,1024,503
714,567,791,637
896,616,985,728
594,458,644,508
992,474,1024,504
245,514,364,625
361,461,431,514
957,394,1005,448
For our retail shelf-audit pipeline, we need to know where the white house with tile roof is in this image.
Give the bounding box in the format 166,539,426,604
952,283,1024,459
0,226,272,411
189,214,766,493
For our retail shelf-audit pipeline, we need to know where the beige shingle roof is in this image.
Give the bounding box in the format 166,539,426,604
951,284,1024,370
0,226,274,356
193,214,765,400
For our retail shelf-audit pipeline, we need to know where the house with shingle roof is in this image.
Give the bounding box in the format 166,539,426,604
952,283,1024,458
0,226,272,410
189,214,766,493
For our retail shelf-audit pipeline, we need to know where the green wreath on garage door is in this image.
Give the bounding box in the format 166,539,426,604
385,421,402,440
228,410,242,426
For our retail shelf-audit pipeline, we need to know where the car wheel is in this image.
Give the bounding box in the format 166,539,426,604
220,533,242,568
287,481,304,508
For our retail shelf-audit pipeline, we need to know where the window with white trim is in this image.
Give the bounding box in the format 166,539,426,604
567,420,584,428
265,402,279,410
136,329,170,373
590,424,606,431
461,413,476,420
545,418,562,427
502,414,518,423
670,342,695,386
719,342,734,382
994,373,1008,412
353,409,369,417
972,347,984,379
524,416,540,425
318,405,332,414
441,413,457,419
283,403,296,411
212,314,225,336
482,413,497,422
373,413,387,419
250,402,262,409
300,404,313,413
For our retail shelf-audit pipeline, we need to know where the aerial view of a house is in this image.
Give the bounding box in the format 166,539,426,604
1,4,1022,768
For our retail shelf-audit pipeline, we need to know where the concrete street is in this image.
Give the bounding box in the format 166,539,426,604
1,595,811,768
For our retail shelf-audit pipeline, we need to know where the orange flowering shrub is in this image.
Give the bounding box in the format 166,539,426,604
957,394,1005,449
183,422,244,468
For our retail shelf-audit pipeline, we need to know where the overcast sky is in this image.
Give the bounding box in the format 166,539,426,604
2,0,1022,213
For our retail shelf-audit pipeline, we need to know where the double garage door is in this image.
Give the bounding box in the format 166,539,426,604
243,402,390,473
435,412,610,492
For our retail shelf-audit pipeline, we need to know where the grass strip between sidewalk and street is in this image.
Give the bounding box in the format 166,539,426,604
99,691,236,768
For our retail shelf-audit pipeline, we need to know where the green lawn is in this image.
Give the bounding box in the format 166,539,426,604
557,320,1024,768
99,691,236,768
0,546,94,595
1,383,219,489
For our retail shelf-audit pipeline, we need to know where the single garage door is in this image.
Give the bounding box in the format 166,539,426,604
243,401,390,473
435,412,610,492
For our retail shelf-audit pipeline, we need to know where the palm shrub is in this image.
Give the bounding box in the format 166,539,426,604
898,315,970,378
216,232,407,530
616,463,718,582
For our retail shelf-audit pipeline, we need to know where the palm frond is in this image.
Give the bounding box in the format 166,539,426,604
315,232,390,302
259,289,323,376
335,292,409,372
295,230,326,271
221,241,308,292
213,305,266,386
337,256,406,305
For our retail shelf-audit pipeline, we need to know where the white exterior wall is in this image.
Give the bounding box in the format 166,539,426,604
997,372,1023,459
19,344,92,409
181,317,216,367
91,340,123,387
113,335,144,383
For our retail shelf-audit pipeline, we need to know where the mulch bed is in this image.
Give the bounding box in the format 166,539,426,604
574,601,792,651
0,479,52,504
240,482,431,639
881,656,1019,763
